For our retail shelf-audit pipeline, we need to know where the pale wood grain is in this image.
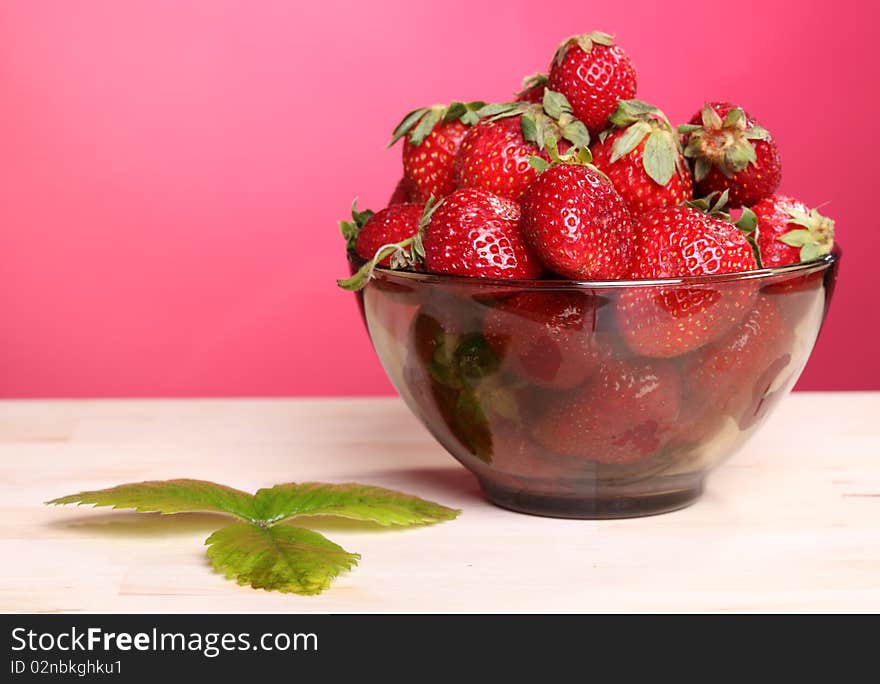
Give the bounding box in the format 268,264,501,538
1,393,879,613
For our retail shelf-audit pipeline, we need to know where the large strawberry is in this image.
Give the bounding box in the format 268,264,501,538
530,358,682,464
616,204,758,357
423,188,543,279
590,100,693,217
389,101,485,202
547,31,638,136
351,203,424,266
482,291,603,390
453,91,590,201
752,195,835,267
520,162,634,279
680,102,781,208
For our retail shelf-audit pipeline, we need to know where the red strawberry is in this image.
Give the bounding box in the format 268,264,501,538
423,188,543,279
680,102,781,208
752,195,835,267
520,163,635,279
590,100,693,217
389,101,485,202
681,296,793,434
547,31,638,136
531,358,682,464
616,205,758,357
353,203,423,266
515,73,548,103
388,176,419,205
453,92,590,201
483,291,602,389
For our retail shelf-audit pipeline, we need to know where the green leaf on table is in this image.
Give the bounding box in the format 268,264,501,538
47,479,257,520
206,523,360,595
252,482,461,526
48,478,459,596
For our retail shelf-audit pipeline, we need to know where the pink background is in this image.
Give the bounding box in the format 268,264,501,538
1,0,877,398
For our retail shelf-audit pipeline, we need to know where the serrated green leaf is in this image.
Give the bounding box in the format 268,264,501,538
251,482,460,527
678,123,701,134
47,479,257,519
389,107,429,147
610,120,650,164
778,229,812,247
206,523,359,595
642,130,676,186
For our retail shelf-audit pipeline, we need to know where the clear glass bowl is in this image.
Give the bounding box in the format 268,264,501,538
353,251,839,518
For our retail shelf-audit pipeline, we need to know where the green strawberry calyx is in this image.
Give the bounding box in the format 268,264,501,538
339,199,375,251
679,104,769,181
778,206,835,262
686,191,764,268
514,73,548,99
526,139,598,173
552,31,615,66
337,197,443,291
478,89,591,157
601,99,687,187
389,101,486,147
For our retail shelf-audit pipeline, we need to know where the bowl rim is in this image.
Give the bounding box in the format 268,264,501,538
369,247,840,290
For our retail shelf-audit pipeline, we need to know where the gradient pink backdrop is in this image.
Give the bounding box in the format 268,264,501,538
1,0,876,397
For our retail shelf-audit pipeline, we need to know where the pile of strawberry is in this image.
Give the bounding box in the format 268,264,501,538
338,30,835,290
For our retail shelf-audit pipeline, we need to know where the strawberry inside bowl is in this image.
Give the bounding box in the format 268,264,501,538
357,253,839,518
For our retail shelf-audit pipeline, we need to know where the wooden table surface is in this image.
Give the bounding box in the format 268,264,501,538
2,393,879,613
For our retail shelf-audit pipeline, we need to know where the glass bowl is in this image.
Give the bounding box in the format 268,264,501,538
354,250,839,518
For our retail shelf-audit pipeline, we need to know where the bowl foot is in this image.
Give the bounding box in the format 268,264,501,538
478,474,705,519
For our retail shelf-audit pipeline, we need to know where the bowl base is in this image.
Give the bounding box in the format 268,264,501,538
478,475,705,519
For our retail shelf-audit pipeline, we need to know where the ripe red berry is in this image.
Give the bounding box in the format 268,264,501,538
388,176,419,205
520,163,634,279
752,195,835,267
530,357,682,465
681,102,781,208
454,117,546,201
354,203,423,266
423,188,542,279
616,205,758,357
590,100,692,217
483,291,602,389
454,92,590,202
547,31,637,136
390,102,485,202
